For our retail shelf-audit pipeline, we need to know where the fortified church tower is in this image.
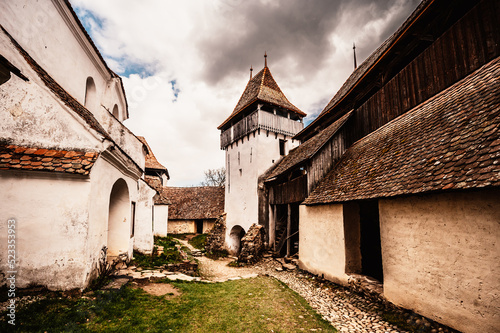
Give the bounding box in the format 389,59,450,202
218,54,306,254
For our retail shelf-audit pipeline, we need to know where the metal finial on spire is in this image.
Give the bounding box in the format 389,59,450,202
353,42,357,69
250,65,253,79
264,51,267,67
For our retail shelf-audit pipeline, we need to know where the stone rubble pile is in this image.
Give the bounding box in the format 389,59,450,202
205,213,226,254
238,224,266,263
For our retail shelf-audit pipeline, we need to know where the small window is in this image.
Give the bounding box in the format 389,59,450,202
130,201,136,238
84,77,97,111
279,139,286,156
112,104,119,118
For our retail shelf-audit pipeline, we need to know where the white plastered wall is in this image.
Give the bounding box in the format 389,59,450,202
153,205,169,237
133,180,156,254
298,203,350,285
379,188,500,333
224,130,299,252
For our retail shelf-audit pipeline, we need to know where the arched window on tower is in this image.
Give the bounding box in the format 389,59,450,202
112,104,119,119
84,77,97,112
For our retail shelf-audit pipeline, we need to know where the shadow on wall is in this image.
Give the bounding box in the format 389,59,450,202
227,225,246,255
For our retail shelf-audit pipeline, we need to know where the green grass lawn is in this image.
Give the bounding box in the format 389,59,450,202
1,277,336,332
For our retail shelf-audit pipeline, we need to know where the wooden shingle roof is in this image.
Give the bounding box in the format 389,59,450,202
163,186,225,220
266,111,353,181
137,136,168,171
218,65,305,130
304,56,500,204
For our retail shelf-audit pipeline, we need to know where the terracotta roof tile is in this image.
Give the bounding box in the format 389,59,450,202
266,110,353,180
0,143,98,176
160,186,225,220
304,56,500,205
218,66,305,129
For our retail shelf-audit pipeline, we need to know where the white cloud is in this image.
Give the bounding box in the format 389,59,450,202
70,0,419,186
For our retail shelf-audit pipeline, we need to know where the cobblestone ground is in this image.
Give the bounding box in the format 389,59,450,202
184,241,457,333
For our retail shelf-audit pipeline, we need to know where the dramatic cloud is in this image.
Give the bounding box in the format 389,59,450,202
71,0,419,186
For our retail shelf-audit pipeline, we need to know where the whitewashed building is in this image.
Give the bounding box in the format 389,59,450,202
218,56,306,254
0,0,154,290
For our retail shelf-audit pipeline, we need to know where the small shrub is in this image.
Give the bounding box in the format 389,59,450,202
189,234,207,250
87,247,117,291
205,249,229,260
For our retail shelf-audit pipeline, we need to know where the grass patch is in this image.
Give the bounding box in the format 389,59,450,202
0,277,336,332
131,236,183,269
188,234,207,250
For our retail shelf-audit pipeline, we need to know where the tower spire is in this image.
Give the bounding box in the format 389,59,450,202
250,65,253,79
264,51,267,67
353,42,357,69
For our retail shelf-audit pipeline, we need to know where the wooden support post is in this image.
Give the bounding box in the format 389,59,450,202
271,204,276,251
287,203,291,257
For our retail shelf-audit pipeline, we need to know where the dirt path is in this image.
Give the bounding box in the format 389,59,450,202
177,239,259,282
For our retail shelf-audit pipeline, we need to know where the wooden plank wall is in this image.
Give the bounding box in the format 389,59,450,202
345,0,500,148
307,132,346,194
270,174,307,205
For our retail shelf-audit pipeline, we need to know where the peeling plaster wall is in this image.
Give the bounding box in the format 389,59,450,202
379,189,500,333
225,131,299,250
153,205,168,237
0,6,145,167
0,0,125,120
298,204,349,285
0,172,92,290
134,180,156,254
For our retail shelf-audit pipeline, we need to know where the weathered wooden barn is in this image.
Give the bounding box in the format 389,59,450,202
261,0,499,332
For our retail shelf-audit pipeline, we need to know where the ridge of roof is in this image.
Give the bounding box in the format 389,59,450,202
136,136,168,172
62,0,129,118
304,56,500,205
295,0,434,139
1,25,111,141
162,186,225,220
1,25,144,175
218,65,305,129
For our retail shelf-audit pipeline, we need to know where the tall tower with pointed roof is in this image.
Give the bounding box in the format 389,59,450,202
218,55,306,254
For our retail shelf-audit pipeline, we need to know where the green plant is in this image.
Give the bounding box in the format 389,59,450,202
205,249,228,260
189,234,207,250
87,246,117,291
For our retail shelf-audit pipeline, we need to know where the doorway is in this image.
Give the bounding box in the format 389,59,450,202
196,219,203,234
359,200,383,282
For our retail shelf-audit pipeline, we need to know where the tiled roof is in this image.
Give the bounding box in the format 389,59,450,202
162,186,225,220
218,66,305,129
0,143,98,175
137,136,168,171
266,111,353,181
1,25,111,141
304,56,500,205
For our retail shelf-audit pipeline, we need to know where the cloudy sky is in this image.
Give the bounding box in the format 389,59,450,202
71,0,420,186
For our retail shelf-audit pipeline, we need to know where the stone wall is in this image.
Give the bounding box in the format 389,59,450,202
238,224,266,263
205,213,226,254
